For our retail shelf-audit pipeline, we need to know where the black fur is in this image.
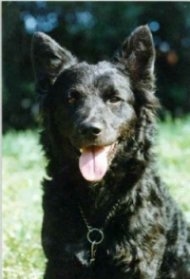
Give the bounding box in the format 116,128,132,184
31,26,190,279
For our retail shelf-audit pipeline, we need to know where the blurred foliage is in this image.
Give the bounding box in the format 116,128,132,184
2,1,190,131
3,118,190,278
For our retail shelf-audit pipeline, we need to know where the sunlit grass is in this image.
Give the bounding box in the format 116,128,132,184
157,116,190,217
3,131,46,279
3,117,190,278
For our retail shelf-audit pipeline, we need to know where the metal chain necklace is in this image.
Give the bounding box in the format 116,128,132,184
78,199,123,264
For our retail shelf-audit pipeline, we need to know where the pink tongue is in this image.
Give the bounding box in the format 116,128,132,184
79,146,111,182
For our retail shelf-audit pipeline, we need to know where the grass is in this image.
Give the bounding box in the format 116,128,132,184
156,116,190,216
3,131,46,279
3,117,190,279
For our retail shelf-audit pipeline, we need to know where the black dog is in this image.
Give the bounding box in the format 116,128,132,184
32,25,190,279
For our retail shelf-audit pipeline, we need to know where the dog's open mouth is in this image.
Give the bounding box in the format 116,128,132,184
79,143,116,182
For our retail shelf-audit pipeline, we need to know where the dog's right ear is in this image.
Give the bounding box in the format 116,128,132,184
31,32,77,94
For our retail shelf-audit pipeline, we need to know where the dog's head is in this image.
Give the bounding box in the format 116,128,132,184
32,26,157,183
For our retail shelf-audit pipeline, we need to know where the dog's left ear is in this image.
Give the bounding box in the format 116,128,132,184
115,25,155,81
31,32,77,94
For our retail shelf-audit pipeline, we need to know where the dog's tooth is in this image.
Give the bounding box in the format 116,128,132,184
80,148,83,153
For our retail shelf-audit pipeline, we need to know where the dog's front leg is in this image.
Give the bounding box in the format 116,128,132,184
44,258,87,279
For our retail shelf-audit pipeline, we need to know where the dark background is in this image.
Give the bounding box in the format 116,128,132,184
2,1,190,131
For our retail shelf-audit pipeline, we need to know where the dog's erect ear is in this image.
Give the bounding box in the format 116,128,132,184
31,32,77,94
115,25,155,81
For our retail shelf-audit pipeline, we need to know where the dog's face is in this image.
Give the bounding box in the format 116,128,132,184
52,62,136,181
32,26,156,182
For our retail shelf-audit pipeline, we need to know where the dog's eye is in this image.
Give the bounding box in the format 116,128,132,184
108,96,122,103
104,89,122,104
67,90,80,105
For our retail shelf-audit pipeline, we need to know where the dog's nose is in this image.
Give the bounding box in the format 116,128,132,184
80,123,102,137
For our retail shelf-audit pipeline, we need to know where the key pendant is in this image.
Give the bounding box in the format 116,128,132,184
86,228,104,264
90,241,97,264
